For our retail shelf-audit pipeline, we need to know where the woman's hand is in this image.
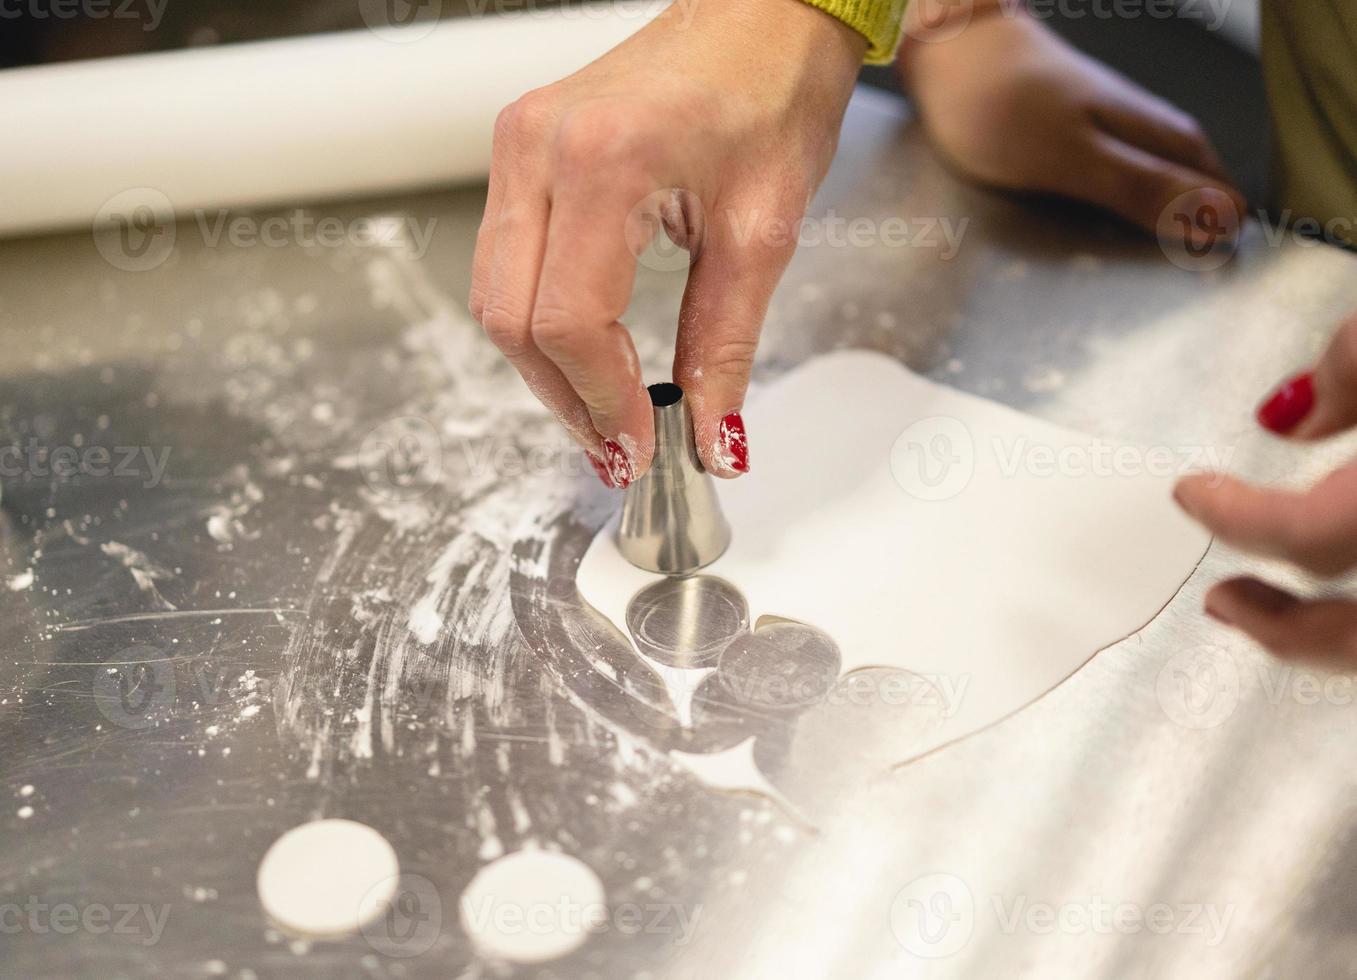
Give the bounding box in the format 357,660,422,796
1175,314,1357,663
899,4,1246,248
468,0,866,487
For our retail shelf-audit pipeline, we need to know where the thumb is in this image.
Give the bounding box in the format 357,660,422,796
673,198,797,478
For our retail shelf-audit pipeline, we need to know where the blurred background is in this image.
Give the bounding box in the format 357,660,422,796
2,0,1268,201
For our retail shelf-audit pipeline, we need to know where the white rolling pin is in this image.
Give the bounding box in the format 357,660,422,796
0,2,666,238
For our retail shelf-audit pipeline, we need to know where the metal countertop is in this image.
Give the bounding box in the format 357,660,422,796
4,89,1357,979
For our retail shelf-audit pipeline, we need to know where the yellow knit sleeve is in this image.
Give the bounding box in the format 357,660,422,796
798,0,909,64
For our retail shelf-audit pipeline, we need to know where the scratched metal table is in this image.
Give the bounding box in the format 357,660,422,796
4,89,1357,979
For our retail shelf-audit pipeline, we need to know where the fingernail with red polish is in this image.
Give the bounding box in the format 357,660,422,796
1257,372,1314,434
602,439,633,489
718,412,749,474
585,452,614,488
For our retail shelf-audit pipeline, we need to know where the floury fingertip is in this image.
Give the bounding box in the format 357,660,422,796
717,411,749,474
602,439,634,489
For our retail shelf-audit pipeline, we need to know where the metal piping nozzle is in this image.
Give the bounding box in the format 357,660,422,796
616,383,731,576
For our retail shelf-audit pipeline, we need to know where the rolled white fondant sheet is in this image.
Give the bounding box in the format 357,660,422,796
0,3,664,238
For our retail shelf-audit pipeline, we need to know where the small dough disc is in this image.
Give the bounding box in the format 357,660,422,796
459,851,606,963
257,818,399,936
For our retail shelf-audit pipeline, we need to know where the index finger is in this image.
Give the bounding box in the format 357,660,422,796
529,149,657,484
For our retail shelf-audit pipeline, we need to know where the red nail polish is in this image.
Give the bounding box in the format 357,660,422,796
1257,372,1314,434
602,439,633,489
585,452,614,488
718,412,749,473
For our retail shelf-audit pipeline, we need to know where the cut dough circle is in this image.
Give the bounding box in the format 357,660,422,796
256,818,399,936
459,850,606,963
